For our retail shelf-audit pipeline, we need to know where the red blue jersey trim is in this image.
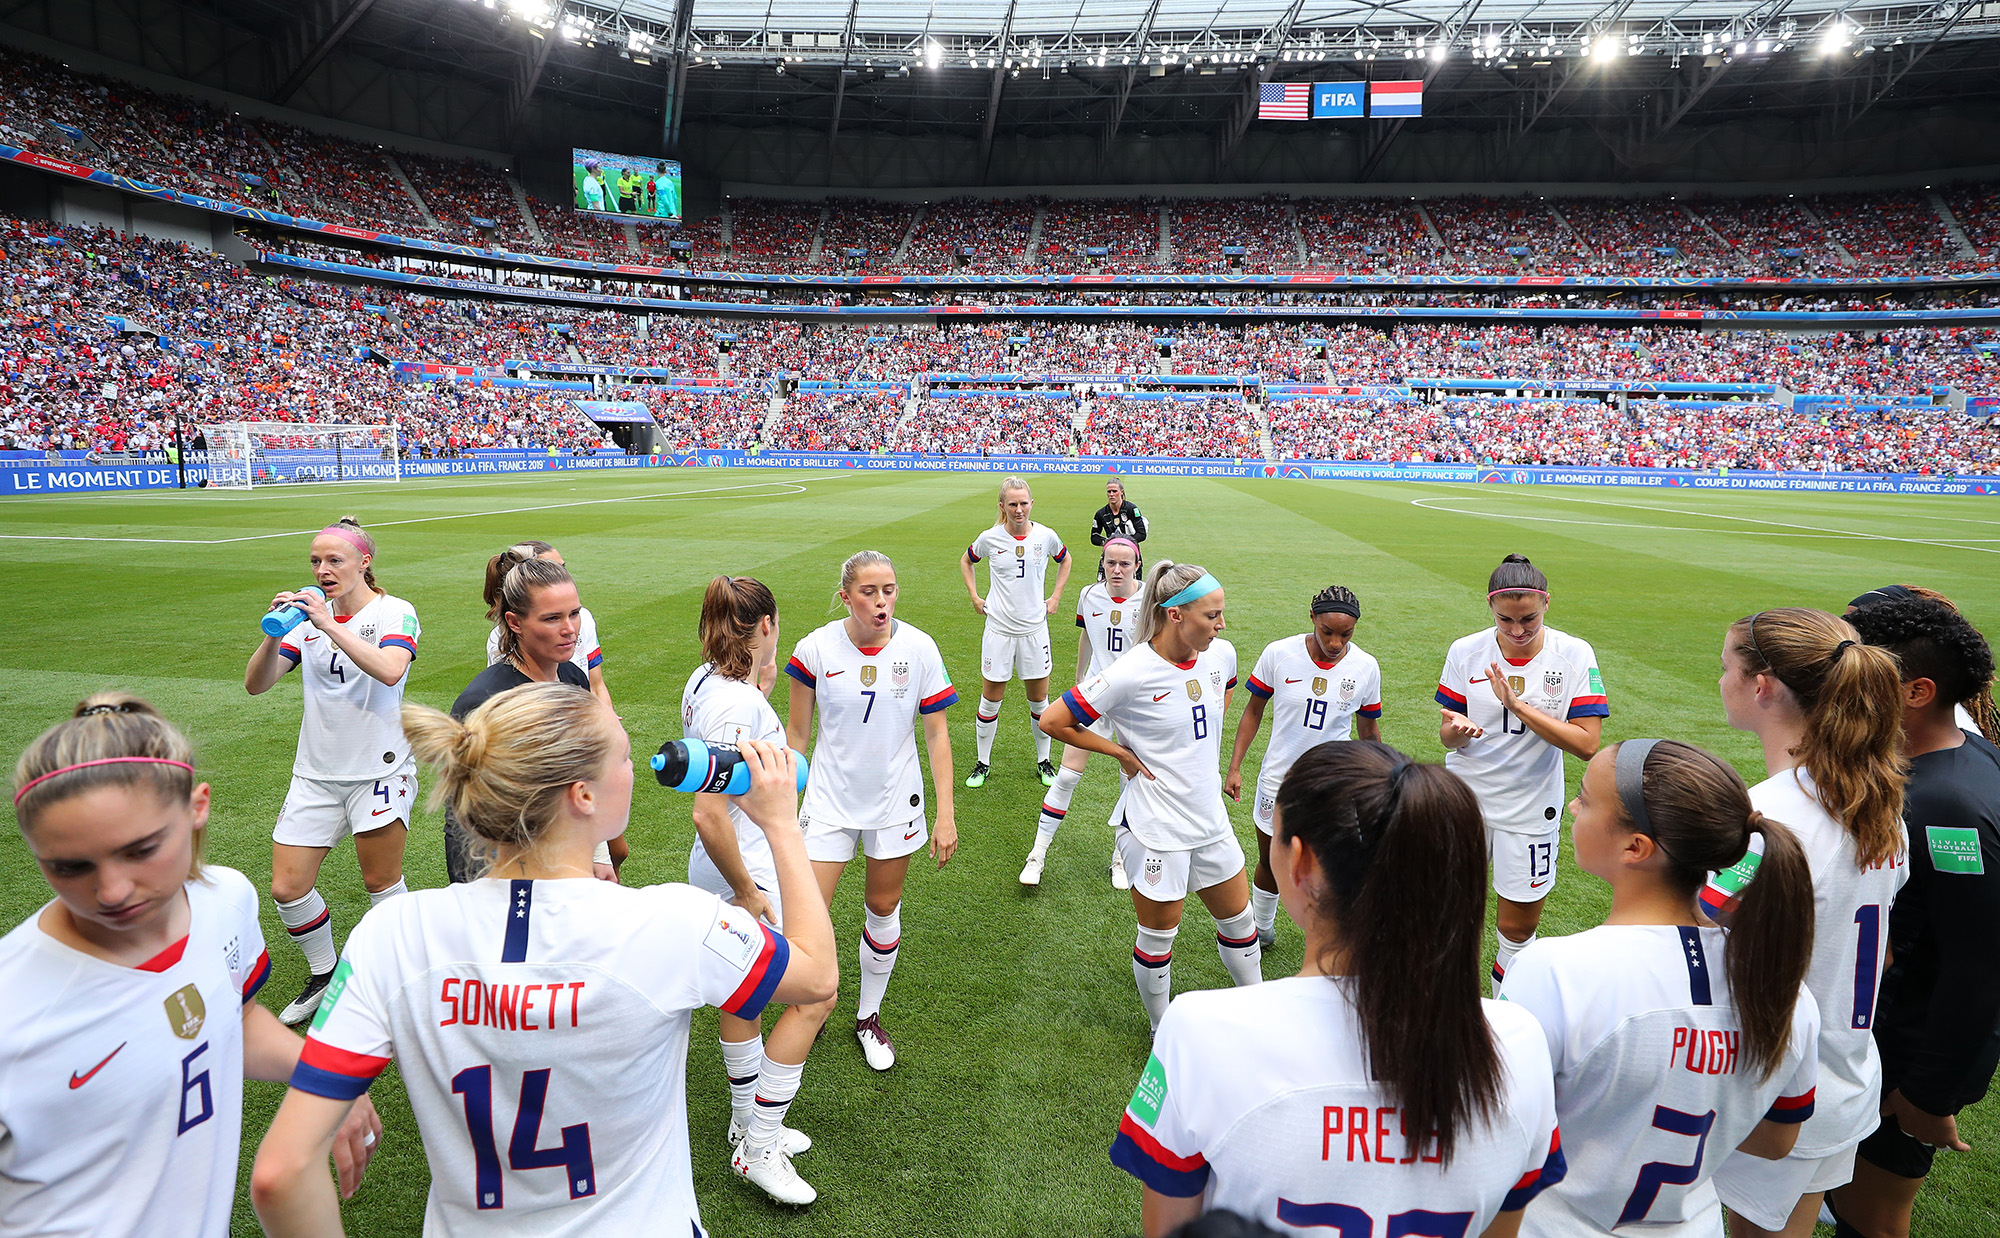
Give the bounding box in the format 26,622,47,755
290,1037,391,1101
585,647,603,670
379,634,417,656
1062,688,1100,723
919,686,959,714
240,950,272,1005
1436,684,1468,709
784,657,815,688
1765,1088,1816,1124
1245,675,1274,699
1358,703,1383,719
1110,1112,1210,1197
1565,695,1609,719
719,924,790,1021
1501,1128,1567,1211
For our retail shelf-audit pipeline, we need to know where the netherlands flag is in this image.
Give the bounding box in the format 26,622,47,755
1370,79,1423,117
1257,82,1310,120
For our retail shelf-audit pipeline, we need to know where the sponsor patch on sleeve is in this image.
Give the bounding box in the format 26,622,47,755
1587,667,1603,695
703,907,762,970
310,958,353,1031
1927,825,1986,875
1129,1052,1169,1126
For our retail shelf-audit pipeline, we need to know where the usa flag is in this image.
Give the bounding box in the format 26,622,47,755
1257,82,1310,120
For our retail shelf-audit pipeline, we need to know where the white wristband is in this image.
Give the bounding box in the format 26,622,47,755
592,841,612,867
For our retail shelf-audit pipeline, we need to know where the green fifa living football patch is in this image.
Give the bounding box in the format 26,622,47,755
1129,1053,1169,1126
1927,826,1986,875
311,958,354,1030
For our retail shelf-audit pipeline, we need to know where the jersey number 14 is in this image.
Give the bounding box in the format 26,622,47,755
452,1064,596,1209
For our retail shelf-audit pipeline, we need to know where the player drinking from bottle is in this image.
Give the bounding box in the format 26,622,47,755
1040,560,1257,1031
786,551,958,1074
250,687,837,1236
1502,739,1820,1236
2,695,380,1237
1020,536,1145,888
1436,553,1607,995
245,516,420,1025
1708,608,1908,1238
1111,741,1565,1237
961,477,1071,789
1227,585,1381,948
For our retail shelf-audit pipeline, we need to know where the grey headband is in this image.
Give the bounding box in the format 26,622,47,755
1616,738,1663,839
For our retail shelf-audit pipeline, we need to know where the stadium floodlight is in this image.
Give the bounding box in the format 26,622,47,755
1593,38,1619,60
926,38,942,69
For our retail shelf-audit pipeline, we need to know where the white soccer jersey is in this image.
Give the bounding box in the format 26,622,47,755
1247,637,1383,790
1501,925,1820,1236
681,663,784,885
0,867,272,1238
1703,767,1909,1161
278,591,421,781
786,619,958,831
291,878,791,1237
1075,581,1146,680
1436,627,1608,835
487,606,603,676
968,522,1068,638
1114,976,1564,1236
1066,640,1237,851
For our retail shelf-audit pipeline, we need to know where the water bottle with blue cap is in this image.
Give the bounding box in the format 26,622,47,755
260,586,326,638
653,739,809,794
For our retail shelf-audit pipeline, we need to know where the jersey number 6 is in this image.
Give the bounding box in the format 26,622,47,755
453,1064,596,1210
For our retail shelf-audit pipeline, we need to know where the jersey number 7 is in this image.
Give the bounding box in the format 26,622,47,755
453,1064,596,1209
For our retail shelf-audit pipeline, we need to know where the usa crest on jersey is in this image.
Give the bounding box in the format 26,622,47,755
1544,670,1564,693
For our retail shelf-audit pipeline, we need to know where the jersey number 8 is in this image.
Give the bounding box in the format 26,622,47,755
1191,704,1207,740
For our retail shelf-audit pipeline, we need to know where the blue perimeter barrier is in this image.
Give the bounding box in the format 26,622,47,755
4,449,1994,496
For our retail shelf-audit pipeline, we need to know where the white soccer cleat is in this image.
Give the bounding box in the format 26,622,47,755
727,1118,813,1157
1110,856,1132,891
856,1014,897,1071
731,1143,817,1206
1019,853,1045,886
1257,926,1276,950
278,971,333,1027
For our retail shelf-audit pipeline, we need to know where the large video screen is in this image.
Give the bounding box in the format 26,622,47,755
572,148,681,225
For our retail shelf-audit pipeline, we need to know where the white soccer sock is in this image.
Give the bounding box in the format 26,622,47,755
857,903,902,1021
1250,885,1281,935
1493,928,1536,996
1034,765,1086,849
1133,923,1179,1031
1028,697,1051,762
367,877,408,908
276,889,338,976
748,1054,805,1157
1214,908,1263,986
975,701,1001,764
720,1034,764,1130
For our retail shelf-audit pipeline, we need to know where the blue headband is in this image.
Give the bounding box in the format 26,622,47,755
1161,571,1222,610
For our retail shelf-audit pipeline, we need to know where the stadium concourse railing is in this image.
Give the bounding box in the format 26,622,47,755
8,143,2000,296
5,449,1996,498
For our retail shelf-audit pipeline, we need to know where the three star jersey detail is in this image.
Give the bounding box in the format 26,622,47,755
0,867,270,1238
1245,636,1383,790
1075,581,1147,680
786,620,957,831
277,592,422,781
1113,977,1564,1233
968,522,1067,637
486,604,605,673
290,877,788,1235
1435,627,1608,834
1500,924,1819,1231
1064,640,1236,851
682,663,788,888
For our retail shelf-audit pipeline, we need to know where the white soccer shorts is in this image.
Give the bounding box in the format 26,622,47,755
802,813,929,864
686,848,783,930
1713,1142,1858,1230
273,764,417,848
1487,824,1560,903
1115,823,1246,904
980,625,1053,682
1252,771,1288,837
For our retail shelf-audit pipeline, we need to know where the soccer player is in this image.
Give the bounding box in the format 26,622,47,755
244,517,420,1025
1845,584,1998,741
1020,535,1145,888
1708,608,1909,1238
1040,560,1256,1030
1830,599,2000,1238
682,575,821,1204
577,160,608,212
1503,738,1820,1236
960,476,1071,788
250,691,837,1236
785,550,958,1073
3,695,380,1237
1436,553,1607,994
1111,741,1564,1238
1089,479,1148,580
1226,585,1381,948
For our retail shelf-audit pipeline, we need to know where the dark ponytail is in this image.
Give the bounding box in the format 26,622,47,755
1614,740,1814,1081
1848,595,1999,746
699,575,778,681
1273,741,1500,1163
484,540,556,621
1486,553,1547,600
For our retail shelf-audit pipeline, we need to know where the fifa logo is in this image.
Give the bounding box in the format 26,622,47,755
1507,675,1527,695
1109,610,1121,625
1185,679,1202,702
1311,677,1327,697
860,665,877,687
163,984,207,1040
1014,545,1025,559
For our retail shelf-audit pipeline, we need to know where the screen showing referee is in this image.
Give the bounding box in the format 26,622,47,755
1089,481,1147,579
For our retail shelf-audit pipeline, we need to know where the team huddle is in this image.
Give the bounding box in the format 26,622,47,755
4,478,1999,1238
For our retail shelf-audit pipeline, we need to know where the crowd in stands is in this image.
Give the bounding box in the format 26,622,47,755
898,198,1038,273
768,390,887,451
646,387,767,451
1081,395,1260,457
1037,198,1162,271
894,395,1075,454
1170,196,1298,271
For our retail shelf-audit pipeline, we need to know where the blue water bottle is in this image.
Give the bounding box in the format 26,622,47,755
652,739,810,794
260,586,326,638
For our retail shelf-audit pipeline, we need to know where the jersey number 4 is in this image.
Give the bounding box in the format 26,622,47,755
1275,1199,1473,1236
452,1064,596,1209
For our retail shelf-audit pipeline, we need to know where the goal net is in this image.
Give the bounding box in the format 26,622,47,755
199,422,400,490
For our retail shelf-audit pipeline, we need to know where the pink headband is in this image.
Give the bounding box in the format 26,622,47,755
317,525,370,556
1488,588,1550,600
1104,537,1140,558
13,757,196,807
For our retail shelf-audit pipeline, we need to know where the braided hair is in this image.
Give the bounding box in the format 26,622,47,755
1311,585,1360,618
1847,597,1999,744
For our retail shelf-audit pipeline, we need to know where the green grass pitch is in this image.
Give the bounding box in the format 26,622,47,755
2,468,1997,1238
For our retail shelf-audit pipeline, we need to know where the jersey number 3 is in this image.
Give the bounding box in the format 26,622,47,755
453,1064,596,1209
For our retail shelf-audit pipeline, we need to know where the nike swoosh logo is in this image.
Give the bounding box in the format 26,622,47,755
1153,692,1172,702
1469,677,1488,684
1528,880,1549,890
826,670,846,677
70,1042,126,1089
1285,678,1301,684
1092,612,1104,617
904,828,920,841
371,806,394,816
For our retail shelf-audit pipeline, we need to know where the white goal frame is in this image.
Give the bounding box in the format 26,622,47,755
199,421,401,490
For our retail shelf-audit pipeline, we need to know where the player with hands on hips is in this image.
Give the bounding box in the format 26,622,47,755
786,551,958,1075
1040,560,1256,1031
2,695,381,1238
1501,739,1821,1237
1704,609,1910,1238
245,516,420,1026
1436,553,1607,995
1227,585,1381,948
1021,535,1146,889
250,686,837,1236
1113,741,1566,1238
683,575,824,1205
960,476,1072,789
